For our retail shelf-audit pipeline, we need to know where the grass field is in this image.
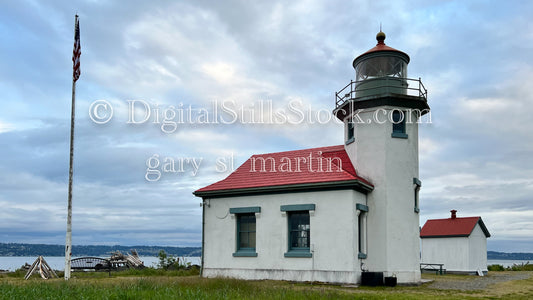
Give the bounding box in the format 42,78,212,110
1,269,532,299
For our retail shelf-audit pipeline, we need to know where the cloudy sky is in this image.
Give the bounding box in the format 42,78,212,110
1,0,532,252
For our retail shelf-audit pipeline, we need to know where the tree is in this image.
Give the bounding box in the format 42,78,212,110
157,250,180,270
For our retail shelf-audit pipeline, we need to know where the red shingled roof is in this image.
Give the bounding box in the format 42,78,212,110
362,42,405,56
353,34,410,65
420,217,491,238
194,145,372,195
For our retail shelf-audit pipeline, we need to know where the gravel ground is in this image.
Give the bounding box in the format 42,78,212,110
426,272,532,291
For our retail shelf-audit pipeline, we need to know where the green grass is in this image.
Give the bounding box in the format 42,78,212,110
0,277,373,300
67,265,201,278
1,271,532,300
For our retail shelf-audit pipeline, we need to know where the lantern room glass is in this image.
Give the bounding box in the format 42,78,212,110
355,56,407,81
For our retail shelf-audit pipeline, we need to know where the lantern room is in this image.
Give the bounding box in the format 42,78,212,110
352,31,410,98
334,31,429,121
353,31,409,81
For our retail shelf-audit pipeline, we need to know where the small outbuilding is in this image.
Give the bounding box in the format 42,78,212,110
420,210,491,274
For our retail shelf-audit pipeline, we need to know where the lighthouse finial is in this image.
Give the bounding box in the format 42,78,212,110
376,25,386,44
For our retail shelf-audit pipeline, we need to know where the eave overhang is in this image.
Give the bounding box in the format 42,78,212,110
193,179,374,199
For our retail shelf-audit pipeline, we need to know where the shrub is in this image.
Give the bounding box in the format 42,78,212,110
488,264,505,271
157,250,191,270
508,262,533,271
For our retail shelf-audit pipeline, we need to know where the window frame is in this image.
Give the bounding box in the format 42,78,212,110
288,211,310,251
237,213,256,249
281,204,315,258
391,109,408,139
413,178,421,213
346,120,355,145
356,203,368,259
230,207,260,257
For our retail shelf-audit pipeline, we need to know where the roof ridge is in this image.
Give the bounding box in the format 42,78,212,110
427,216,481,221
249,145,343,157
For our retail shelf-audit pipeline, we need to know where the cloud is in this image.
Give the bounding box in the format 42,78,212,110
0,120,14,133
1,0,533,251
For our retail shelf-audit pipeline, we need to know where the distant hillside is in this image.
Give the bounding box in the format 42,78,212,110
488,251,533,260
0,243,201,257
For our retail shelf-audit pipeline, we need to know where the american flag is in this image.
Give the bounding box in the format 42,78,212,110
72,15,81,82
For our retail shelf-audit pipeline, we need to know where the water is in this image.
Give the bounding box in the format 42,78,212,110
0,256,201,272
487,259,531,268
0,257,528,272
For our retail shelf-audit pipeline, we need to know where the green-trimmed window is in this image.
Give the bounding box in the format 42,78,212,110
413,178,421,213
236,213,256,255
281,204,314,257
358,213,364,254
289,211,310,251
346,121,355,144
356,204,368,259
392,110,408,138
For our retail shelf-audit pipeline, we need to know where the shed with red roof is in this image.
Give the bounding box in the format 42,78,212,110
420,210,491,274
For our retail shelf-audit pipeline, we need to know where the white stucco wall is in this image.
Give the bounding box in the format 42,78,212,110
202,189,367,284
421,224,488,273
345,107,421,283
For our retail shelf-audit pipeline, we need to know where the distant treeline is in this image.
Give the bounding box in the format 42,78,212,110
0,243,201,257
488,251,533,260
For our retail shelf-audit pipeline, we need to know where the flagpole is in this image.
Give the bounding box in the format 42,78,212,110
65,14,79,281
64,78,75,280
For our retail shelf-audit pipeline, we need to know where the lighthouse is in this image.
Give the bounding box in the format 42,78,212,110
334,31,430,283
195,31,429,285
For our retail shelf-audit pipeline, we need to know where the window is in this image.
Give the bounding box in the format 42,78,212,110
230,206,260,257
346,121,355,144
289,211,310,250
281,204,314,258
356,203,368,259
234,213,256,256
238,214,256,249
358,213,364,253
355,56,407,80
391,110,408,139
413,178,421,213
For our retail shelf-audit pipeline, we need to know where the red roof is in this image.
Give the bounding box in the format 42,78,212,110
420,217,491,238
194,145,373,196
353,33,410,66
362,42,405,56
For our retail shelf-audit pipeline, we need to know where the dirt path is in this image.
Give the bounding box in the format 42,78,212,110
426,272,532,291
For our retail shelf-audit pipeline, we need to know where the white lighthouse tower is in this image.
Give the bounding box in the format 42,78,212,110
334,31,430,283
